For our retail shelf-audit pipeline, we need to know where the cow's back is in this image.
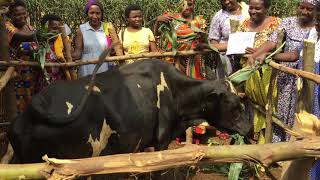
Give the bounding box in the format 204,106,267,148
9,59,181,163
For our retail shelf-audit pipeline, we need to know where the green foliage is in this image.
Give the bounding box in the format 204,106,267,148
228,134,245,180
26,0,300,31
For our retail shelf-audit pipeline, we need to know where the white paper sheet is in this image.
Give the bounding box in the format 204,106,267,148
226,32,257,55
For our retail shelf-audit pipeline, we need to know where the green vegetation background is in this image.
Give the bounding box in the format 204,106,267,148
27,0,300,31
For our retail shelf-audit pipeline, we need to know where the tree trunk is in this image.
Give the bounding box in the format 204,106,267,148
1,138,320,180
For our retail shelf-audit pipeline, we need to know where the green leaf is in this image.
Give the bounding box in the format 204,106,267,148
228,163,243,180
228,66,255,86
228,134,245,180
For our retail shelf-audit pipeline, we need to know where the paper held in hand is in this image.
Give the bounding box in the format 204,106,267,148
226,32,256,55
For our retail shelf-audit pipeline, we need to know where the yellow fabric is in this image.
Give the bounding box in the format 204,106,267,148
118,27,155,64
238,17,282,144
102,22,113,36
53,35,71,60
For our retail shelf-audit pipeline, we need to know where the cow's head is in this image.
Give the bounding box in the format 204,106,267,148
203,81,251,135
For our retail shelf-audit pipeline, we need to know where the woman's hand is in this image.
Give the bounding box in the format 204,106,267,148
255,53,269,64
156,15,174,23
243,54,256,67
245,47,257,54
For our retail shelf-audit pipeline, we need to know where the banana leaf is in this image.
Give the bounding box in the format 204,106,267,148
228,134,245,180
228,42,286,86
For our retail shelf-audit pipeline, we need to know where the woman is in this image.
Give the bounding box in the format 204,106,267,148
5,0,39,113
300,3,320,177
72,0,114,77
154,0,209,80
118,4,157,64
250,0,317,142
35,14,68,92
238,0,281,144
208,0,250,52
208,0,250,74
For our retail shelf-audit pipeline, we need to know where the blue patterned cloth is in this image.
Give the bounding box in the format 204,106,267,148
301,27,320,180
313,62,320,118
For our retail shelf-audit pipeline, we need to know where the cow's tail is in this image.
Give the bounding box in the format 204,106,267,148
51,47,112,124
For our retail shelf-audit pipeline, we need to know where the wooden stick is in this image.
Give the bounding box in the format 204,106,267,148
230,19,240,33
249,101,302,138
0,66,14,92
268,60,320,84
265,69,277,143
265,29,284,143
300,40,315,112
58,25,77,80
1,138,320,179
0,14,9,63
185,127,193,144
108,24,123,57
0,50,212,67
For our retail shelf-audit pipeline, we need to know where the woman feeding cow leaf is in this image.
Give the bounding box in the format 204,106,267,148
237,0,281,144
154,0,213,80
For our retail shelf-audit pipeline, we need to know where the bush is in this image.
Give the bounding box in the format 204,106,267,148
26,0,300,31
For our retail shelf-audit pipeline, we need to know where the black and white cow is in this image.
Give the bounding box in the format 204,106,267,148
8,53,251,163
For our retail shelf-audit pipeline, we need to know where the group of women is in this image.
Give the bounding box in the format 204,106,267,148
4,0,320,156
4,0,320,177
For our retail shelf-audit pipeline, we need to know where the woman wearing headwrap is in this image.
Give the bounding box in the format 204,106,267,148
298,2,320,177
248,0,318,143
72,0,114,77
154,0,210,80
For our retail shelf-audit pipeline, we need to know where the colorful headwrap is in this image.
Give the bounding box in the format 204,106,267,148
176,0,195,12
300,0,319,5
84,0,104,15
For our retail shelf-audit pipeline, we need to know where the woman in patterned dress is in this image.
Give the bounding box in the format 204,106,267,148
154,0,210,80
249,0,317,142
238,0,282,144
5,0,39,113
208,0,250,75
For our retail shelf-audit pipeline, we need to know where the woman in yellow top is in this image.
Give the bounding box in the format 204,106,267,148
238,0,281,144
119,4,158,64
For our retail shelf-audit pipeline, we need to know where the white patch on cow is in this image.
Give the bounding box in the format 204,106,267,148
66,102,73,115
156,72,169,109
87,119,117,157
137,84,141,88
85,85,101,93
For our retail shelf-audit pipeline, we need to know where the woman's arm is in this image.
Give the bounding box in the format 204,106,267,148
11,31,35,44
273,51,299,62
150,41,158,52
247,41,277,64
153,15,174,36
210,39,228,52
71,28,83,60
